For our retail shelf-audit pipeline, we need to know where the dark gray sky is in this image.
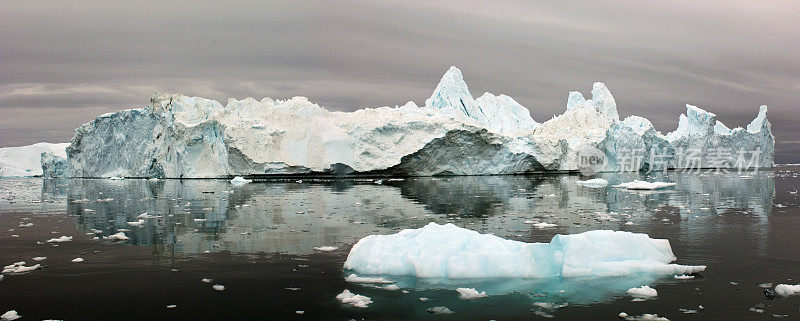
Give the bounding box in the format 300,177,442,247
2,0,798,162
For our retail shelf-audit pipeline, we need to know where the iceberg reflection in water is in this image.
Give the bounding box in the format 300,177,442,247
38,169,776,310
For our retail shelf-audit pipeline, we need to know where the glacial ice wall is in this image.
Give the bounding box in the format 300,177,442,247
28,66,774,178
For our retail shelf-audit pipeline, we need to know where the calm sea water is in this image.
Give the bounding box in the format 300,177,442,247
1,167,799,320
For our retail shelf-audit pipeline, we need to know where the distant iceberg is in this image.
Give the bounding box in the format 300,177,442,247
343,222,705,278
2,66,772,178
0,142,68,177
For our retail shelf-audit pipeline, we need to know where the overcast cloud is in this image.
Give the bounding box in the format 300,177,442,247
1,0,798,162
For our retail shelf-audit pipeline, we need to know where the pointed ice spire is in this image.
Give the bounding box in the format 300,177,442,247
424,66,487,124
566,91,586,111
589,82,619,121
747,105,768,133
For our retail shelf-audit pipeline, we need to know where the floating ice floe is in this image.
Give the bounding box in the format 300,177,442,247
2,262,41,274
0,310,22,321
46,236,73,243
336,289,372,308
313,246,338,252
426,306,454,314
126,219,146,227
576,178,609,188
619,313,669,321
774,284,800,297
343,223,705,278
230,176,252,185
533,222,558,229
18,223,34,228
456,288,487,300
613,181,676,190
344,273,395,284
212,284,225,291
627,285,658,298
106,232,130,241
673,274,694,280
71,258,84,263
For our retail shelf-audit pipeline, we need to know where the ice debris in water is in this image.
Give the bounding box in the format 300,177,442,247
774,284,800,297
613,181,676,190
673,274,694,280
71,258,84,263
336,289,372,308
201,278,212,283
230,176,251,185
126,219,146,227
1,310,22,321
106,232,130,241
313,246,338,252
343,223,705,278
2,262,41,274
212,284,225,291
426,306,454,314
620,313,670,321
456,288,487,300
627,285,658,298
344,274,396,284
576,178,609,188
46,235,73,243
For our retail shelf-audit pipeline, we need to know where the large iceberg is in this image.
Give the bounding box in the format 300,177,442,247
38,66,772,178
0,143,68,177
343,222,705,278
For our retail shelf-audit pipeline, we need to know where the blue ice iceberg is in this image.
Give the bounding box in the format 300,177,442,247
343,223,705,279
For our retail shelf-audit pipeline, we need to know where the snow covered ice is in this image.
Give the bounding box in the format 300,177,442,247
456,287,488,299
343,222,705,278
774,284,800,297
627,285,658,298
14,66,771,178
335,289,372,308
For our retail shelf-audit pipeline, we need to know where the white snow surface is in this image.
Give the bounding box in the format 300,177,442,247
774,284,800,297
0,142,68,177
48,66,773,178
343,223,705,278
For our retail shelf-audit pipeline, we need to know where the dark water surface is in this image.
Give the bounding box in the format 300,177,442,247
1,167,799,320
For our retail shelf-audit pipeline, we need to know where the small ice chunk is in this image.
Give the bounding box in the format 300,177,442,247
109,176,124,180
533,222,558,228
344,274,395,284
2,262,41,274
576,178,609,188
774,284,800,296
673,275,694,280
1,310,21,321
230,176,252,185
212,284,225,291
201,278,213,283
107,232,130,241
18,223,34,228
295,311,304,315
336,289,372,308
166,305,177,309
426,306,454,314
382,284,400,291
533,302,567,309
313,246,338,252
456,287,487,300
627,285,658,298
613,181,676,190
622,314,669,320
678,308,698,314
71,257,84,263
619,312,629,319
46,236,73,243
127,219,146,227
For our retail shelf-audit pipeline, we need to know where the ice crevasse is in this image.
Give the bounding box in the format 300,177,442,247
343,222,706,279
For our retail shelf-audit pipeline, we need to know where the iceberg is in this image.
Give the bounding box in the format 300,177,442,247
0,142,68,177
342,223,705,279
37,66,772,178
